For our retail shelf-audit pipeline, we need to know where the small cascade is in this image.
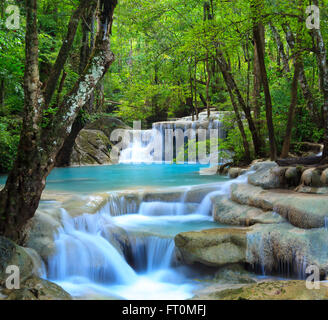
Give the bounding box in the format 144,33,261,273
138,201,196,216
47,209,137,284
100,193,140,216
197,170,253,216
129,236,175,272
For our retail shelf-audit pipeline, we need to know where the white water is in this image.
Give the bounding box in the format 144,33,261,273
119,113,227,164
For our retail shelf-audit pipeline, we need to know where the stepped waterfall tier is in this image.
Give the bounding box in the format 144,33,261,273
119,111,228,164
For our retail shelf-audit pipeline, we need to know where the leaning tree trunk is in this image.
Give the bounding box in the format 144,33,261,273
217,50,263,158
281,61,301,158
216,52,251,162
253,14,277,160
0,0,117,243
56,7,96,167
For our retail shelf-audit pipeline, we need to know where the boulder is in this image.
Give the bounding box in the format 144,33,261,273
285,167,302,186
228,168,247,179
321,169,328,185
174,228,247,267
71,129,112,166
248,161,286,189
301,168,322,187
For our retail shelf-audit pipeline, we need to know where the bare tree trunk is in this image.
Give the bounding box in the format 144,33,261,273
252,24,263,133
281,62,301,158
205,53,211,118
194,57,199,120
270,24,290,73
216,52,251,162
217,50,263,158
252,4,277,160
56,8,96,167
0,0,117,243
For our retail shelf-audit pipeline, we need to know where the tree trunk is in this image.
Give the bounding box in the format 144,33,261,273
281,61,301,158
252,7,277,160
270,24,290,74
283,23,319,124
311,0,328,159
217,50,263,158
205,53,211,118
216,52,251,162
55,115,85,167
0,0,117,243
252,23,264,136
56,8,96,167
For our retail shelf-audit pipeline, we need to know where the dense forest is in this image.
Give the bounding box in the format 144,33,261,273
0,0,328,240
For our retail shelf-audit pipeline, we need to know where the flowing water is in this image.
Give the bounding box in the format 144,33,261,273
42,164,253,300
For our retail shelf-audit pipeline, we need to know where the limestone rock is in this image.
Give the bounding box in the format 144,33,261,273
301,168,322,187
248,161,286,189
246,223,328,276
231,183,328,229
321,169,328,185
174,228,247,267
213,197,285,226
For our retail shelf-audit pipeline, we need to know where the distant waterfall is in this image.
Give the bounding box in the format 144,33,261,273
119,112,227,164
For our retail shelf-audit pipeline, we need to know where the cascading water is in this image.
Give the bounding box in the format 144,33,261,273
119,112,227,164
45,163,254,299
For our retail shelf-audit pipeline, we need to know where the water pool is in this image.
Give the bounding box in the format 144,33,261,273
0,164,228,193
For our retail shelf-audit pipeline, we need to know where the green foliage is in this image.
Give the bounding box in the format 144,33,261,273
0,117,20,173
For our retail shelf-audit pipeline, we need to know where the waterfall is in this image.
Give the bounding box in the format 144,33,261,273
119,112,227,164
48,209,137,284
197,170,254,215
129,236,175,272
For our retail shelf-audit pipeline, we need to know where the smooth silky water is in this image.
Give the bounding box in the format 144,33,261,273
1,164,248,300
